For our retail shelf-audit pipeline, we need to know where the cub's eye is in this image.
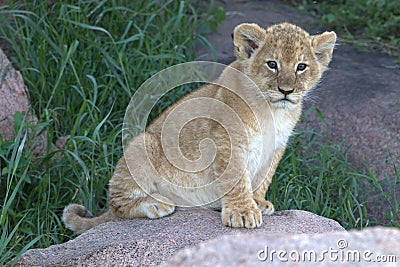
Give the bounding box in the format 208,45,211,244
296,63,307,72
266,61,278,70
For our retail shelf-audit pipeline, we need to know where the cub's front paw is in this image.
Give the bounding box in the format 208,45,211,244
255,199,275,215
221,206,262,228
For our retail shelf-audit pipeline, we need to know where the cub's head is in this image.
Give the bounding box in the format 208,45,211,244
233,22,336,109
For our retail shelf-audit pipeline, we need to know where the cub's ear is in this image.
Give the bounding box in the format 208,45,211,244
233,23,266,60
311,31,337,67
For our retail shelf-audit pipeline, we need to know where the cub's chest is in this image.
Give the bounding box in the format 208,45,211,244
246,109,297,177
273,113,296,149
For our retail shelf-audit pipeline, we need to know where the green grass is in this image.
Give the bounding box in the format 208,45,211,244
268,108,399,229
286,0,400,56
0,0,399,265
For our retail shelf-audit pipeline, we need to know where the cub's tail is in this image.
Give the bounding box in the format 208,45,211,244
62,204,118,233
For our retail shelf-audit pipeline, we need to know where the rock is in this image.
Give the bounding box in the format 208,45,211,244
164,227,400,267
0,48,69,154
0,47,31,141
0,47,49,155
13,210,344,266
306,45,400,178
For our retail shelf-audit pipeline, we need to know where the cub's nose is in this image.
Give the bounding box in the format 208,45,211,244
278,87,294,96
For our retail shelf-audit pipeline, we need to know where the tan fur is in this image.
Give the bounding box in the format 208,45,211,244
63,22,336,232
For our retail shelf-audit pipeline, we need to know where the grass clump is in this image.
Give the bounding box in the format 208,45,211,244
268,108,399,229
269,125,367,229
287,0,400,56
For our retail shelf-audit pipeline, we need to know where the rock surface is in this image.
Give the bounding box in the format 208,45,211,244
0,47,31,140
0,47,50,155
14,210,344,266
0,48,69,154
164,227,400,267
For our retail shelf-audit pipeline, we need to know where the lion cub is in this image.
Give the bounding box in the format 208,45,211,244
63,22,336,232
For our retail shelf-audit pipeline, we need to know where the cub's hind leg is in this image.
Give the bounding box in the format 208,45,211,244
110,191,175,219
109,133,175,219
108,161,175,219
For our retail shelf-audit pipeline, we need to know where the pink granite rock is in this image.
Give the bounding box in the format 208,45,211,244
164,227,400,267
0,47,31,141
13,210,344,266
0,48,69,154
